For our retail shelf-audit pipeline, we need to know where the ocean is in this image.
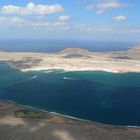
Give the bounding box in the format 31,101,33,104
0,64,140,126
0,39,138,52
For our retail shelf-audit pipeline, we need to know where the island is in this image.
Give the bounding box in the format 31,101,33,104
0,45,140,73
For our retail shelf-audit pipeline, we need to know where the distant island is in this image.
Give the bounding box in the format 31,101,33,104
0,45,140,73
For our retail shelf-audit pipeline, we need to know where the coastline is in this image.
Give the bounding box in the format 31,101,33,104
1,99,140,129
1,100,140,140
20,67,140,74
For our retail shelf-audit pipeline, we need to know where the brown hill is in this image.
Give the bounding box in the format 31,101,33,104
59,48,92,55
127,45,140,59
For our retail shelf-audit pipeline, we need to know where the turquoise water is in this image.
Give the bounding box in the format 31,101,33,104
0,63,140,126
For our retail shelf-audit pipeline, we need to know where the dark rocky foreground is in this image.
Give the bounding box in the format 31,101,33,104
0,101,140,140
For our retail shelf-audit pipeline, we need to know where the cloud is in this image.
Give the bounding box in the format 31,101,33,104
129,28,140,33
0,16,139,35
75,24,114,32
96,0,130,15
0,16,69,30
82,0,131,15
0,16,25,25
85,4,94,11
1,2,64,15
113,15,127,22
58,15,71,22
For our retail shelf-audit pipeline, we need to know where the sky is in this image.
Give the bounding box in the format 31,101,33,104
0,0,140,41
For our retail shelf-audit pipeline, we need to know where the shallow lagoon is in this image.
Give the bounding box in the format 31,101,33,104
0,63,140,126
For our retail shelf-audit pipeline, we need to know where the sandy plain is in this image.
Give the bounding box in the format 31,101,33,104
0,45,140,73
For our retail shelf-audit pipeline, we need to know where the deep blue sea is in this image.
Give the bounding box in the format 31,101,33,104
0,39,138,52
0,64,140,126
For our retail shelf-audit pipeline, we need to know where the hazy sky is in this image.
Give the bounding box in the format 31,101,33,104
0,0,140,41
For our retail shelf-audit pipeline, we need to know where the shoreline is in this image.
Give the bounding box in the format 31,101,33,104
3,61,140,74
1,99,140,129
20,67,140,74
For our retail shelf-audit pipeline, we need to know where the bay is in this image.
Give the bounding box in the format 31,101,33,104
0,64,140,126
